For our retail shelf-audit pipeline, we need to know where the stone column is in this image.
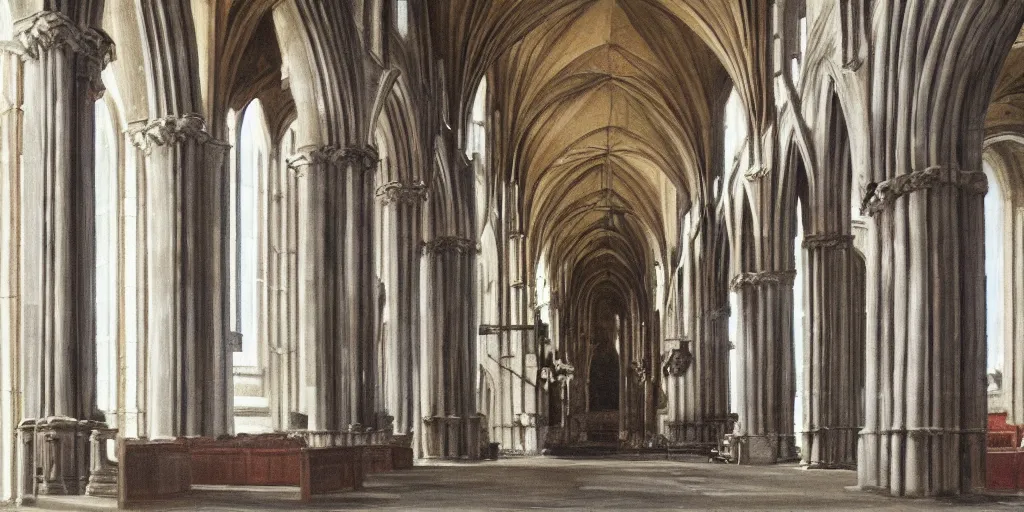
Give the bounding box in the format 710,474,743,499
133,114,231,439
16,8,112,428
13,12,113,500
673,219,731,446
289,146,378,431
376,182,426,440
133,0,231,440
856,0,1024,496
731,270,797,464
860,168,992,495
800,233,860,469
266,146,300,431
420,236,477,458
0,42,23,505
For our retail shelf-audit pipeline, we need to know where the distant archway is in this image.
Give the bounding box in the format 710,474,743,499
230,99,272,433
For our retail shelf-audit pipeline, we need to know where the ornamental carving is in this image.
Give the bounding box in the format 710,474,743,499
630,360,650,383
802,234,855,250
423,236,475,254
376,182,428,205
663,346,693,377
17,11,115,95
707,306,731,321
288,146,380,176
863,166,988,216
730,269,797,290
130,114,227,154
744,164,771,180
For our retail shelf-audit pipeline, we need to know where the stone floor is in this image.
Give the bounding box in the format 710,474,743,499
12,455,1024,511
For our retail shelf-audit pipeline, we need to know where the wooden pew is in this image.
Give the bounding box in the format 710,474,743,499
986,412,1024,491
185,434,305,486
118,434,412,504
185,435,364,502
117,439,191,509
300,447,364,502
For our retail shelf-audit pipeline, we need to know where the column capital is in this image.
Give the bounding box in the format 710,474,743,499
744,164,771,181
703,305,731,320
287,145,379,176
129,114,229,154
730,269,797,290
802,233,855,250
423,236,476,255
863,165,988,216
376,181,427,205
16,11,115,94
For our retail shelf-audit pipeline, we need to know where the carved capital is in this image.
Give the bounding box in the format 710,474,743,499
130,114,227,154
744,164,771,180
705,306,731,321
423,236,476,255
802,233,855,250
287,145,379,176
864,166,988,216
730,269,797,290
376,181,428,205
663,346,693,377
17,12,115,95
630,360,651,383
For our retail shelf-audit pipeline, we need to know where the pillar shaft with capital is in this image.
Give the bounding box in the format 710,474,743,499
290,146,379,431
800,233,862,469
671,214,731,446
376,181,427,440
134,0,231,439
420,236,478,459
731,269,797,464
16,9,113,426
133,115,231,439
855,0,1024,496
12,10,114,500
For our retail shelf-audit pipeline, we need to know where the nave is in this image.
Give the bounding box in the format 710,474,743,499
3,0,1024,508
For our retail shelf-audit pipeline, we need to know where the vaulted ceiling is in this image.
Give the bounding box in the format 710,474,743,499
484,0,733,308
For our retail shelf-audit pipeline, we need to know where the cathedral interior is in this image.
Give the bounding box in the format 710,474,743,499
3,0,1024,510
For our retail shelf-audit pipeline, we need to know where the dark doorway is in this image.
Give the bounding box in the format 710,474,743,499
589,338,620,411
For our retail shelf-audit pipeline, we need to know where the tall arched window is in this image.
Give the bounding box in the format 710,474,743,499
723,87,746,180
94,98,119,422
984,161,1005,387
724,86,745,413
787,1,808,83
395,0,410,38
233,100,269,369
467,78,487,159
231,100,271,433
792,199,805,446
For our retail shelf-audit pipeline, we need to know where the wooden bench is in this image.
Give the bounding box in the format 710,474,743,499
118,435,370,506
117,439,191,508
987,412,1024,491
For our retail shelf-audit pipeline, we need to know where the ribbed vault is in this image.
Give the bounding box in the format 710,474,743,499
487,0,730,317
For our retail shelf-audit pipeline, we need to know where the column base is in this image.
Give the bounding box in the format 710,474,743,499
18,417,107,499
667,418,736,445
84,467,118,498
801,426,859,470
86,428,119,498
421,416,483,460
733,434,798,465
